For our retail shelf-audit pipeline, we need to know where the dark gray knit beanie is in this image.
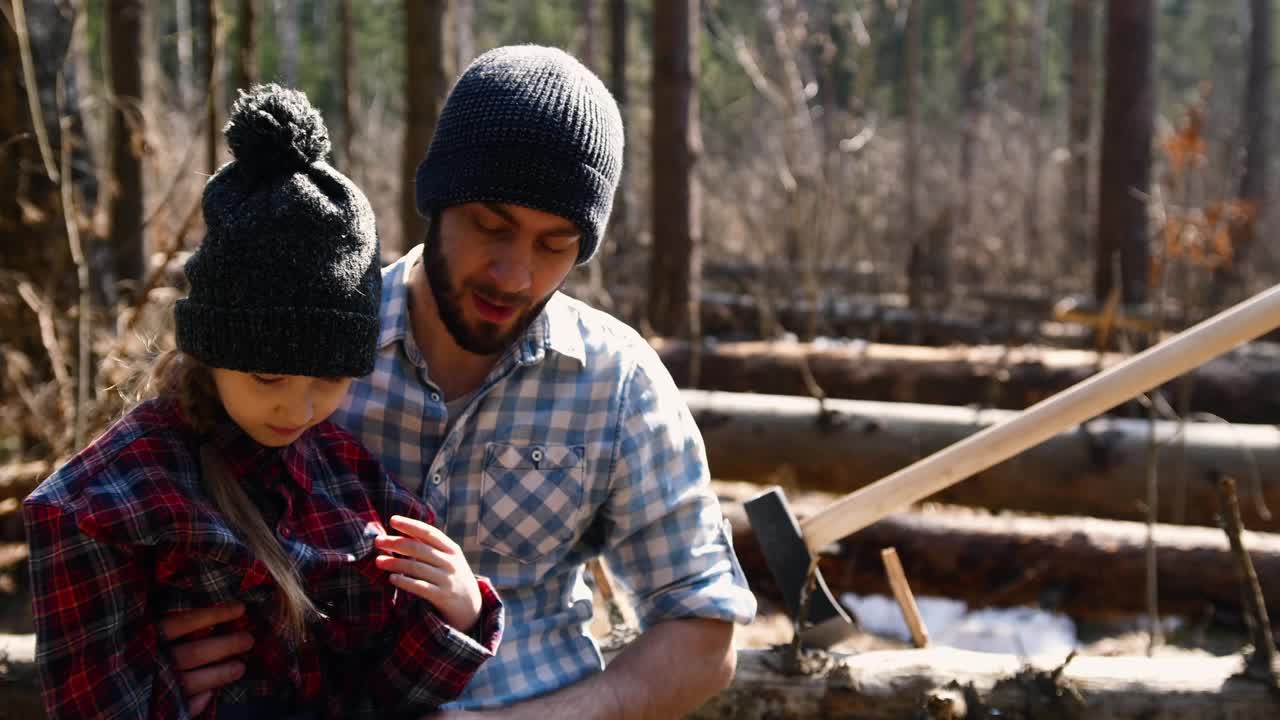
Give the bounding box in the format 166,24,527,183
175,84,381,377
414,45,624,264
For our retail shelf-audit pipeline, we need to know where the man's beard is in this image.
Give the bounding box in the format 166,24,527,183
422,226,555,356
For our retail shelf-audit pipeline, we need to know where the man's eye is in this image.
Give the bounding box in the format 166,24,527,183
252,375,283,385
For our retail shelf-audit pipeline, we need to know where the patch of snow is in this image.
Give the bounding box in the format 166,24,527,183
841,592,1078,659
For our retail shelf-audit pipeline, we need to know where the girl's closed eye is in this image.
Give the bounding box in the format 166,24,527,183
252,374,284,386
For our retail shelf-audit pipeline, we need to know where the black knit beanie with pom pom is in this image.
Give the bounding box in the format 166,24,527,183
175,84,381,378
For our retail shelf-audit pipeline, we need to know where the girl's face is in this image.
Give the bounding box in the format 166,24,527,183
210,369,352,447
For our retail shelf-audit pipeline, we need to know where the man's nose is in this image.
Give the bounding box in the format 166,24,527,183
486,240,533,294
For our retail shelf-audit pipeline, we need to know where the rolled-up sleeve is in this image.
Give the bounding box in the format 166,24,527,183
601,352,757,628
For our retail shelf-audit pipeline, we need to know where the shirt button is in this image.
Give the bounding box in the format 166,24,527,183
430,392,441,402
431,472,443,485
530,449,543,463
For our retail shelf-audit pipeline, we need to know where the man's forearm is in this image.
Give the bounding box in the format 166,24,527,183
440,618,736,720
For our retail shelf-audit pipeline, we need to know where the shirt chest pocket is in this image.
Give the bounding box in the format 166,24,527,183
479,442,586,563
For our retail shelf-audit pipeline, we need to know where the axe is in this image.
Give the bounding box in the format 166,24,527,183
745,283,1280,648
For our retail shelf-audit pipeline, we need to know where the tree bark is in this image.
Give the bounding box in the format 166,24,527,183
654,338,1280,424
1212,0,1272,305
1022,0,1046,262
649,0,701,338
401,0,453,255
337,0,355,172
231,0,256,94
106,0,147,301
693,390,1280,531
199,0,218,176
1065,0,1096,272
720,484,1280,620
689,647,1280,719
608,0,628,261
454,0,475,69
176,0,196,107
903,0,923,306
957,0,979,231
1095,0,1155,305
275,0,299,86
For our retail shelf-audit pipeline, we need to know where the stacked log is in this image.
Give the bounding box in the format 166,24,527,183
719,487,1280,622
690,647,1280,719
690,390,1280,530
657,339,1280,424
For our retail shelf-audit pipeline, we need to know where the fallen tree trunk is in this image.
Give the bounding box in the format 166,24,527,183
656,339,1280,424
690,647,1280,719
691,390,1280,530
718,486,1280,621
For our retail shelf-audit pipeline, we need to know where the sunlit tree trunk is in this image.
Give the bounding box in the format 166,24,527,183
649,0,701,338
107,0,146,299
1095,0,1155,305
401,0,453,254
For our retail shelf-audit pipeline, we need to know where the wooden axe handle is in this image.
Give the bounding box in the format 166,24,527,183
802,283,1280,553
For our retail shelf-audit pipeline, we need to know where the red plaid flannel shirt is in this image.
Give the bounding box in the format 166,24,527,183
24,398,502,720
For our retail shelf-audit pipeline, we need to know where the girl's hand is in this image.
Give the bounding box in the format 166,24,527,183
374,515,483,632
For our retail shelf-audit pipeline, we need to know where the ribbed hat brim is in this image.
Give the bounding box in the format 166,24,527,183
175,300,379,377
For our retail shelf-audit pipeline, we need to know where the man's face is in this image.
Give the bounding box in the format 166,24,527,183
425,202,581,356
210,369,353,447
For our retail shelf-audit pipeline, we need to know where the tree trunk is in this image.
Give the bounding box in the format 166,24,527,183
401,0,453,255
1212,0,1272,306
653,338,1280,425
199,0,218,176
689,648,1280,719
1022,0,1046,263
231,0,257,94
957,0,979,231
454,0,475,70
1095,0,1155,305
903,0,923,304
608,0,628,262
337,0,355,172
176,0,196,108
106,0,147,301
721,483,1280,621
1065,0,1096,272
693,390,1280,531
275,0,299,86
649,0,701,338
579,0,598,72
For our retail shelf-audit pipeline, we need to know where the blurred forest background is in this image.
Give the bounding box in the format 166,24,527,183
6,0,1278,467
8,0,1280,687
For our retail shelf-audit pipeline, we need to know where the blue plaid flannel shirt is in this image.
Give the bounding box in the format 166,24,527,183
331,245,756,709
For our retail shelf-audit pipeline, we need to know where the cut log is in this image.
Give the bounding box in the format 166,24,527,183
690,647,1280,719
690,390,1280,530
656,338,1280,424
0,634,40,718
719,485,1280,622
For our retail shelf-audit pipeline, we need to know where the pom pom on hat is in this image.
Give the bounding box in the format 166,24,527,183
223,83,331,181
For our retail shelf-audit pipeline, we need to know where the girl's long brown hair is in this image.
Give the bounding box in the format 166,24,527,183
141,350,319,642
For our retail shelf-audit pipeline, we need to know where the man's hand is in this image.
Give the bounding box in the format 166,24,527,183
375,515,483,632
159,603,255,716
422,618,736,720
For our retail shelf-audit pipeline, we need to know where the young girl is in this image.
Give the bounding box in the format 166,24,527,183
23,85,501,720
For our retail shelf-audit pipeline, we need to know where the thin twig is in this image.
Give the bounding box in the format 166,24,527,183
15,281,73,449
58,68,91,450
10,0,60,182
1215,474,1279,685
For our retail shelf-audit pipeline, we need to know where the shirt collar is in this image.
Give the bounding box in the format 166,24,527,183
378,244,586,368
206,411,314,494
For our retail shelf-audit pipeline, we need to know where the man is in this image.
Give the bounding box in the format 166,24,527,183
164,45,756,717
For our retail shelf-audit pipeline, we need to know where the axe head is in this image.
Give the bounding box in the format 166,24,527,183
744,486,856,648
